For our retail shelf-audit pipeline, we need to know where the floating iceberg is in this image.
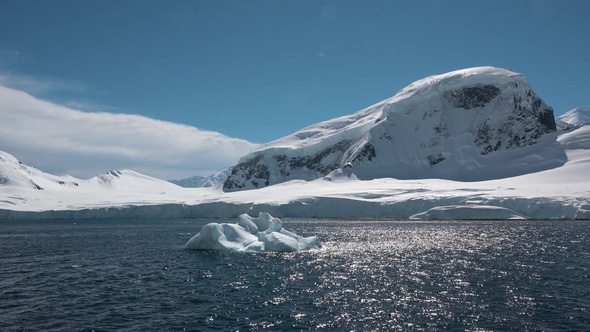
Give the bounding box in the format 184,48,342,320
184,212,321,252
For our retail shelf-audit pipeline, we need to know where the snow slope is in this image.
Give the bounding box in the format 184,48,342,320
556,106,590,131
224,67,562,191
0,125,589,220
0,151,80,190
169,167,232,188
0,150,185,212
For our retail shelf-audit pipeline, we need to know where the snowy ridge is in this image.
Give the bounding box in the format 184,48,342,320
0,151,183,211
0,151,180,192
224,66,562,191
169,167,232,188
556,106,590,131
0,151,80,190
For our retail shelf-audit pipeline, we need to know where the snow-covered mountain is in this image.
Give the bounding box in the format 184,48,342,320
556,106,590,131
224,67,563,191
0,151,81,190
0,151,181,192
0,150,184,211
169,167,232,188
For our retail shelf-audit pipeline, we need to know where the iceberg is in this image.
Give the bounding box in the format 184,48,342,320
184,212,321,252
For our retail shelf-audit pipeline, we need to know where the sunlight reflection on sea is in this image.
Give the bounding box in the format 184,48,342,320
0,219,588,331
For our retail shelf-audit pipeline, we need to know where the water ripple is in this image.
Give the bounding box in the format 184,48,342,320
0,219,589,331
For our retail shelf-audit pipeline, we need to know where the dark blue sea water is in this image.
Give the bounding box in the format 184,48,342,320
1,219,589,331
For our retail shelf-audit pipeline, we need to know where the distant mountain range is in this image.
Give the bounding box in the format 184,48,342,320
2,66,589,220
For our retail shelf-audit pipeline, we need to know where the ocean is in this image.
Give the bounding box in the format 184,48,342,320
1,218,589,331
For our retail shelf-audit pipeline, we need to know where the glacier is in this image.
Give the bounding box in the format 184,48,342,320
184,212,321,252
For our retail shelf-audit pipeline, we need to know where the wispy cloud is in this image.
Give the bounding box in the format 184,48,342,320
0,72,91,95
0,49,95,102
0,85,259,179
60,99,126,114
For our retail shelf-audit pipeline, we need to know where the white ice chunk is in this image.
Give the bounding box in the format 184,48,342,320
185,212,321,252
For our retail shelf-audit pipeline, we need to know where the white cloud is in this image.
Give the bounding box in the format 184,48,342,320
0,85,259,180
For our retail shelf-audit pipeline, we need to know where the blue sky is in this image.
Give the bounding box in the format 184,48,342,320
0,0,589,178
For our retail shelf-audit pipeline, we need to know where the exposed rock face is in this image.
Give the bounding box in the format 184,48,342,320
472,83,556,155
224,141,354,191
224,67,564,191
273,140,354,177
443,85,501,109
224,155,270,190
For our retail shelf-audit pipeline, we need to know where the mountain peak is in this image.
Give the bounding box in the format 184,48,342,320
556,106,590,130
224,67,564,191
392,66,524,101
169,166,232,188
0,150,79,190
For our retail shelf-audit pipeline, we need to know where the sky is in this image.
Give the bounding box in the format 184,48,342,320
0,0,589,179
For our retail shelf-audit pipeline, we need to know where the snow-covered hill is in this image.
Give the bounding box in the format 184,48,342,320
0,150,185,212
224,67,563,191
0,150,181,192
0,151,80,190
556,106,590,131
558,124,590,150
169,167,231,188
